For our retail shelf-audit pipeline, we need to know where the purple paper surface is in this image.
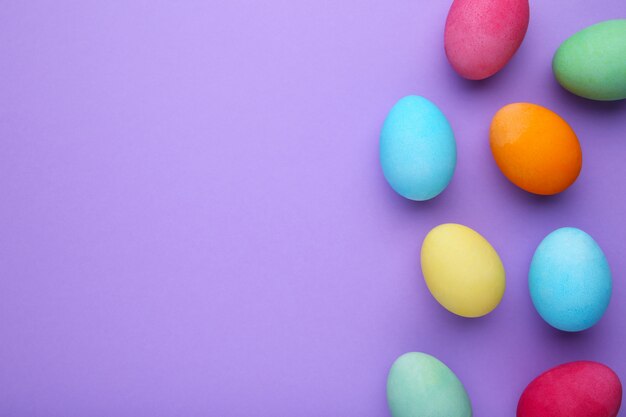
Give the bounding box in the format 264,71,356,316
1,1,625,416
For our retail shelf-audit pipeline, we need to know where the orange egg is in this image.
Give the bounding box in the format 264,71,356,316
490,103,582,195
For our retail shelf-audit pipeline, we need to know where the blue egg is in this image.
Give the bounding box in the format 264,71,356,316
529,227,612,332
380,96,456,201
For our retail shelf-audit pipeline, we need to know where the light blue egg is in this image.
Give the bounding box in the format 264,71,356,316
380,96,456,201
529,227,612,332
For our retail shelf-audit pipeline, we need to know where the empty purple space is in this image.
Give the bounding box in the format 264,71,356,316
1,1,624,416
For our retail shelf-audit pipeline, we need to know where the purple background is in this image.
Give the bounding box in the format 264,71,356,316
1,1,625,415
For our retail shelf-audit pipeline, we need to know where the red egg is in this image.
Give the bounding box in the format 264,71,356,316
518,361,622,417
444,0,529,80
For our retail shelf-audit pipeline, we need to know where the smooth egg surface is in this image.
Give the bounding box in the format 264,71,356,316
490,103,582,195
387,352,472,417
553,19,626,101
421,223,505,318
380,96,456,201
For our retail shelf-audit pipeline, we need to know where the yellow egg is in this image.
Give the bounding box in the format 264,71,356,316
421,223,505,318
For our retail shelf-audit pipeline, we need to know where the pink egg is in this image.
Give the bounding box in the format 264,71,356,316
444,0,529,80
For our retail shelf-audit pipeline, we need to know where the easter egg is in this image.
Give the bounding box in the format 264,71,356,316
444,0,529,80
553,19,626,101
518,361,622,417
380,96,456,201
387,352,472,417
421,223,505,318
529,227,612,332
490,103,582,195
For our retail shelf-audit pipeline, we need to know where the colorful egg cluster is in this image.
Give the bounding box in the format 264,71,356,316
379,1,623,416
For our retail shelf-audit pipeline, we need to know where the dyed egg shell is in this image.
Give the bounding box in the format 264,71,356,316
490,103,582,195
529,227,612,332
518,361,622,417
421,223,505,318
387,352,472,417
444,0,529,80
553,19,626,101
380,96,456,201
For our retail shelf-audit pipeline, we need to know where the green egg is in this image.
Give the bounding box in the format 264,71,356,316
553,19,626,101
387,352,472,417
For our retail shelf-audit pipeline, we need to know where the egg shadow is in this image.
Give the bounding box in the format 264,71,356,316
524,303,605,361
539,320,598,343
548,69,626,117
392,187,451,214
443,54,511,95
433,303,500,332
375,165,459,217
414,264,501,337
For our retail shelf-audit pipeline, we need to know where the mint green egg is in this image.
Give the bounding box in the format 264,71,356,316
553,19,626,101
387,352,472,417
